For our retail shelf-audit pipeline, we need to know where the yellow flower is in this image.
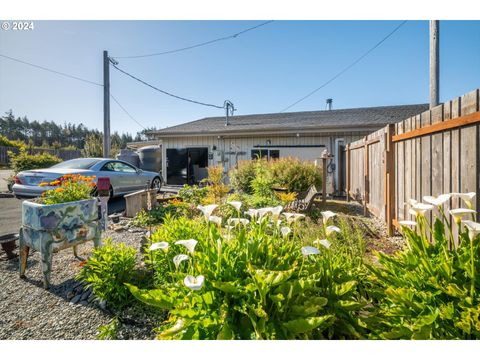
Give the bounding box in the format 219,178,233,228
39,182,48,187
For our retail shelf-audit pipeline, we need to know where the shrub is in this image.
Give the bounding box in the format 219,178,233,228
76,238,137,310
128,208,370,339
229,159,258,194
203,165,230,204
270,157,322,193
131,204,178,227
0,135,26,149
229,157,322,195
367,196,480,339
178,185,209,206
8,148,61,174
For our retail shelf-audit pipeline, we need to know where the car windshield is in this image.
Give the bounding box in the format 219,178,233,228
50,158,100,169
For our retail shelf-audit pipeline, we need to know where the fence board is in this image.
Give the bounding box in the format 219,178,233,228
345,88,480,240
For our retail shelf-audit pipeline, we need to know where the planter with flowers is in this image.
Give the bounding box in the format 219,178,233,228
19,174,103,289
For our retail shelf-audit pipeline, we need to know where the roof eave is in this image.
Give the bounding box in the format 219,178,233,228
151,124,389,138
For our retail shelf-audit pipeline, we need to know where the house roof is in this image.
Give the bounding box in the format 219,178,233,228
151,104,429,137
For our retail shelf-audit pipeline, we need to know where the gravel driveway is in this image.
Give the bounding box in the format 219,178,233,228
0,227,155,340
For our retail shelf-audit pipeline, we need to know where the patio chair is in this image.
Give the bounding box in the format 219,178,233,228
288,185,320,212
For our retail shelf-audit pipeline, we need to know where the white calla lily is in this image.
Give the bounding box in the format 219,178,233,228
208,215,223,226
450,208,476,223
173,254,189,270
454,192,477,209
280,226,291,238
301,246,321,256
410,202,434,217
257,207,274,220
197,204,218,220
227,218,250,226
462,220,480,241
175,239,198,255
245,209,259,219
399,220,417,227
183,275,205,291
283,212,305,224
321,211,337,223
326,225,341,236
227,201,242,211
423,194,452,207
270,206,284,219
149,241,169,252
408,198,419,207
313,239,331,249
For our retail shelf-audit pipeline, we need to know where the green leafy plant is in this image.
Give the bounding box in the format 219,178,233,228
131,204,177,227
128,207,370,339
229,157,322,195
76,238,137,310
367,194,480,339
97,318,119,340
8,147,61,174
0,135,26,149
178,185,209,206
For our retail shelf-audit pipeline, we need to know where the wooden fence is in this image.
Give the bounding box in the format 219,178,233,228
0,146,81,166
346,88,480,236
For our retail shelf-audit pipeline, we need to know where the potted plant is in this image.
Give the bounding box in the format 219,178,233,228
19,174,103,288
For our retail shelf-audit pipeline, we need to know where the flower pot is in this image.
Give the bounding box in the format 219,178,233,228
20,197,102,288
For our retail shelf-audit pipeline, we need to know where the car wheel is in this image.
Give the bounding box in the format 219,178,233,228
151,177,162,193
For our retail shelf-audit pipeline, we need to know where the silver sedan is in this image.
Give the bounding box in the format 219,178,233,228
12,158,163,198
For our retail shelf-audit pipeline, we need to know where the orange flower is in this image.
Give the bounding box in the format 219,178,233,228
55,188,64,193
92,175,97,179
63,181,69,186
50,180,60,186
39,182,48,187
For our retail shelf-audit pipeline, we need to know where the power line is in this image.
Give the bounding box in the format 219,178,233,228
113,20,274,59
110,61,225,109
0,53,103,87
280,21,408,113
110,93,146,130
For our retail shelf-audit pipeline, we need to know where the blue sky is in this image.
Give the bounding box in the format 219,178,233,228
0,20,479,135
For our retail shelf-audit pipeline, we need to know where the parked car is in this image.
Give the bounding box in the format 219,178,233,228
12,158,163,198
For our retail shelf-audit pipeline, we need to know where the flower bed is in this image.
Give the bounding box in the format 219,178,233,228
81,164,480,340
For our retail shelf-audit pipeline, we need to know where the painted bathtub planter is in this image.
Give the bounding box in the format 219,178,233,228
19,198,102,289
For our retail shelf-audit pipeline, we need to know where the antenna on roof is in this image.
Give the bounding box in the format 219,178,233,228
224,100,235,126
326,98,333,111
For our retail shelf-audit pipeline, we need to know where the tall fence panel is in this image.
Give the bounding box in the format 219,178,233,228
346,88,480,236
346,126,389,221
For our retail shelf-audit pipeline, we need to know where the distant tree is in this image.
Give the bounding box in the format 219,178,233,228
82,133,103,158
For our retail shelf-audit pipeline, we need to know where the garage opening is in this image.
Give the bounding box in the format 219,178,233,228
166,147,208,185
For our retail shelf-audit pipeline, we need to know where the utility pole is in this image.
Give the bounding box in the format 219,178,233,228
429,20,440,109
103,50,111,158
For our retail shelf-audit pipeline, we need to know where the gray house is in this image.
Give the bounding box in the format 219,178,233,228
150,104,428,193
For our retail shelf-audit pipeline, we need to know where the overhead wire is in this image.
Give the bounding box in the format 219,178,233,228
110,93,146,130
113,20,274,59
279,21,408,113
0,53,103,87
110,61,225,109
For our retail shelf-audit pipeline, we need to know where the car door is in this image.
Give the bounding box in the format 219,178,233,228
111,161,144,193
97,161,123,195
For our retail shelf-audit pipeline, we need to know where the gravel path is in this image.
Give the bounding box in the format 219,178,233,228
0,225,154,340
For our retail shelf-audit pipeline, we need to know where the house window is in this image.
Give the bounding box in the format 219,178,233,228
251,149,279,160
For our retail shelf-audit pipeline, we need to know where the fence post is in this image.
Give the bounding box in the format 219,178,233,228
363,137,369,216
345,144,350,202
385,124,395,236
